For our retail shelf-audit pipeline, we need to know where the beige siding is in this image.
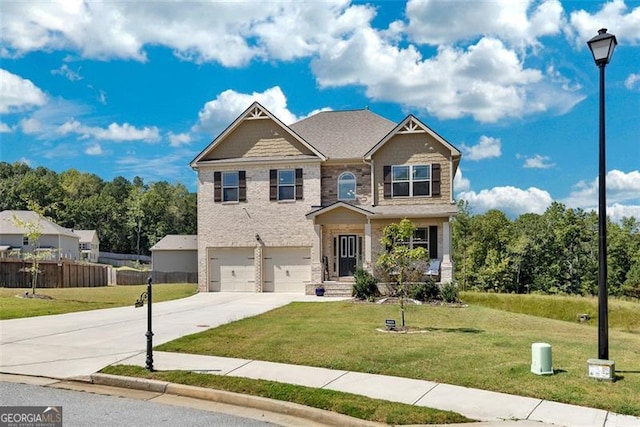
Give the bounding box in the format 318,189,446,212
320,163,372,206
314,207,368,225
196,162,321,292
372,133,453,205
153,250,197,273
203,119,315,160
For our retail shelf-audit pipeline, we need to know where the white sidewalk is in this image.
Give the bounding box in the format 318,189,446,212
123,351,640,427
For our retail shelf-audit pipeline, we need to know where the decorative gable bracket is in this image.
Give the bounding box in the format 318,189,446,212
398,117,426,134
246,106,269,120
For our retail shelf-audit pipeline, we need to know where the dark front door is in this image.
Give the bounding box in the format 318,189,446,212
339,235,357,277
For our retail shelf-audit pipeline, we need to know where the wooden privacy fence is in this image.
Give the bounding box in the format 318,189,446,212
0,260,109,288
116,270,197,285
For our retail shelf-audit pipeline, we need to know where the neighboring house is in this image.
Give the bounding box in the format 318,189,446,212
0,210,80,261
190,102,461,294
150,235,197,273
74,230,100,263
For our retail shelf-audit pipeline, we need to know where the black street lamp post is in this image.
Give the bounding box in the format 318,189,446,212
135,276,154,371
587,28,617,362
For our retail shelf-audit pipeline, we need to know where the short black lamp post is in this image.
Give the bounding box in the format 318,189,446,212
134,277,154,371
586,28,617,380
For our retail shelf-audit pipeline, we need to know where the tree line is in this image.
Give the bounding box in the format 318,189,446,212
0,162,196,257
2,161,638,298
452,201,640,298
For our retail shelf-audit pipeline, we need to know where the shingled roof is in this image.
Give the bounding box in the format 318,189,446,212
0,210,78,238
290,109,396,160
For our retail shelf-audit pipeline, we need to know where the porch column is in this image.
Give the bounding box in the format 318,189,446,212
311,224,323,284
364,221,372,271
441,219,453,283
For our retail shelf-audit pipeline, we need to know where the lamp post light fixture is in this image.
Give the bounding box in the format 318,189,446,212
586,28,617,381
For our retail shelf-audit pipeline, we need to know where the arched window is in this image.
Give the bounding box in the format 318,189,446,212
338,172,356,201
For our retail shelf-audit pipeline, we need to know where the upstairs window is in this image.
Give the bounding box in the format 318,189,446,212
278,169,295,200
270,168,303,201
214,171,246,202
384,164,440,198
392,165,430,197
222,171,239,202
338,172,356,201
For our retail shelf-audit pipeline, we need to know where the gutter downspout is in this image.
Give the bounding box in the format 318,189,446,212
449,156,454,204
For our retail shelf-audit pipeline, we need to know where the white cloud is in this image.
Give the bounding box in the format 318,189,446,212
458,186,553,216
569,0,640,47
608,203,640,222
51,64,82,81
168,132,191,147
563,169,640,208
0,2,587,124
454,168,471,192
0,122,12,133
0,69,47,113
461,136,502,161
85,142,103,155
523,154,555,169
193,86,300,135
57,119,161,142
0,1,373,67
19,117,43,134
312,29,582,122
625,73,640,90
404,0,564,48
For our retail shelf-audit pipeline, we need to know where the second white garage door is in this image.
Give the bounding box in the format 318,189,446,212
208,248,255,292
263,247,311,293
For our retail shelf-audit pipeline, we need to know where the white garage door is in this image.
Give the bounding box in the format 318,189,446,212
208,248,255,292
263,247,311,293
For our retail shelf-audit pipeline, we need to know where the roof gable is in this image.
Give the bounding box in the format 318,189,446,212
74,230,98,242
364,115,461,160
190,102,326,167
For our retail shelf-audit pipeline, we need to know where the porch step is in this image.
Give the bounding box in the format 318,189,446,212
321,282,353,298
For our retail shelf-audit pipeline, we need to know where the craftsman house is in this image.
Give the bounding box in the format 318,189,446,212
190,102,461,294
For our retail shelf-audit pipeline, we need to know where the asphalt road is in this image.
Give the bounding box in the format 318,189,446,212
0,381,278,427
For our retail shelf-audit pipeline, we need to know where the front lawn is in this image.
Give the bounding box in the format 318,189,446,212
157,299,640,416
0,284,198,319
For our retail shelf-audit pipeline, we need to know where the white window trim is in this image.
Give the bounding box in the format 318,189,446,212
391,164,431,198
222,171,239,202
278,169,295,201
337,172,356,201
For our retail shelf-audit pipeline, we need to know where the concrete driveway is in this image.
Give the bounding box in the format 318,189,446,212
0,292,334,379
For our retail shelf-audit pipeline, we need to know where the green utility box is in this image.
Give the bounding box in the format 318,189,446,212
531,342,553,375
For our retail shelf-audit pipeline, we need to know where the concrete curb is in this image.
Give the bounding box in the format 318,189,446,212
90,373,386,427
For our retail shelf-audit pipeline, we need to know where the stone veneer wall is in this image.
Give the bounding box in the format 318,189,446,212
321,163,371,206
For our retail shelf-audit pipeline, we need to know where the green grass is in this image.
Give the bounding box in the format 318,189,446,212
157,299,640,416
0,284,198,319
461,291,640,332
101,365,473,425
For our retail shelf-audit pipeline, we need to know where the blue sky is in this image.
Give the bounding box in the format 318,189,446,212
1,0,639,220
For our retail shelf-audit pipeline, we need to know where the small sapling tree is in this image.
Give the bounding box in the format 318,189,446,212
376,218,429,328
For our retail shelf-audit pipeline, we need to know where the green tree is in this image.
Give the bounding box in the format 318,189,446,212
12,205,47,295
376,219,428,327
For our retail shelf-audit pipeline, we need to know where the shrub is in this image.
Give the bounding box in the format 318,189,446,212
441,282,460,303
409,281,440,302
353,267,379,300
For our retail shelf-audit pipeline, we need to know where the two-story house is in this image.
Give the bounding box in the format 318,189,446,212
190,102,461,294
